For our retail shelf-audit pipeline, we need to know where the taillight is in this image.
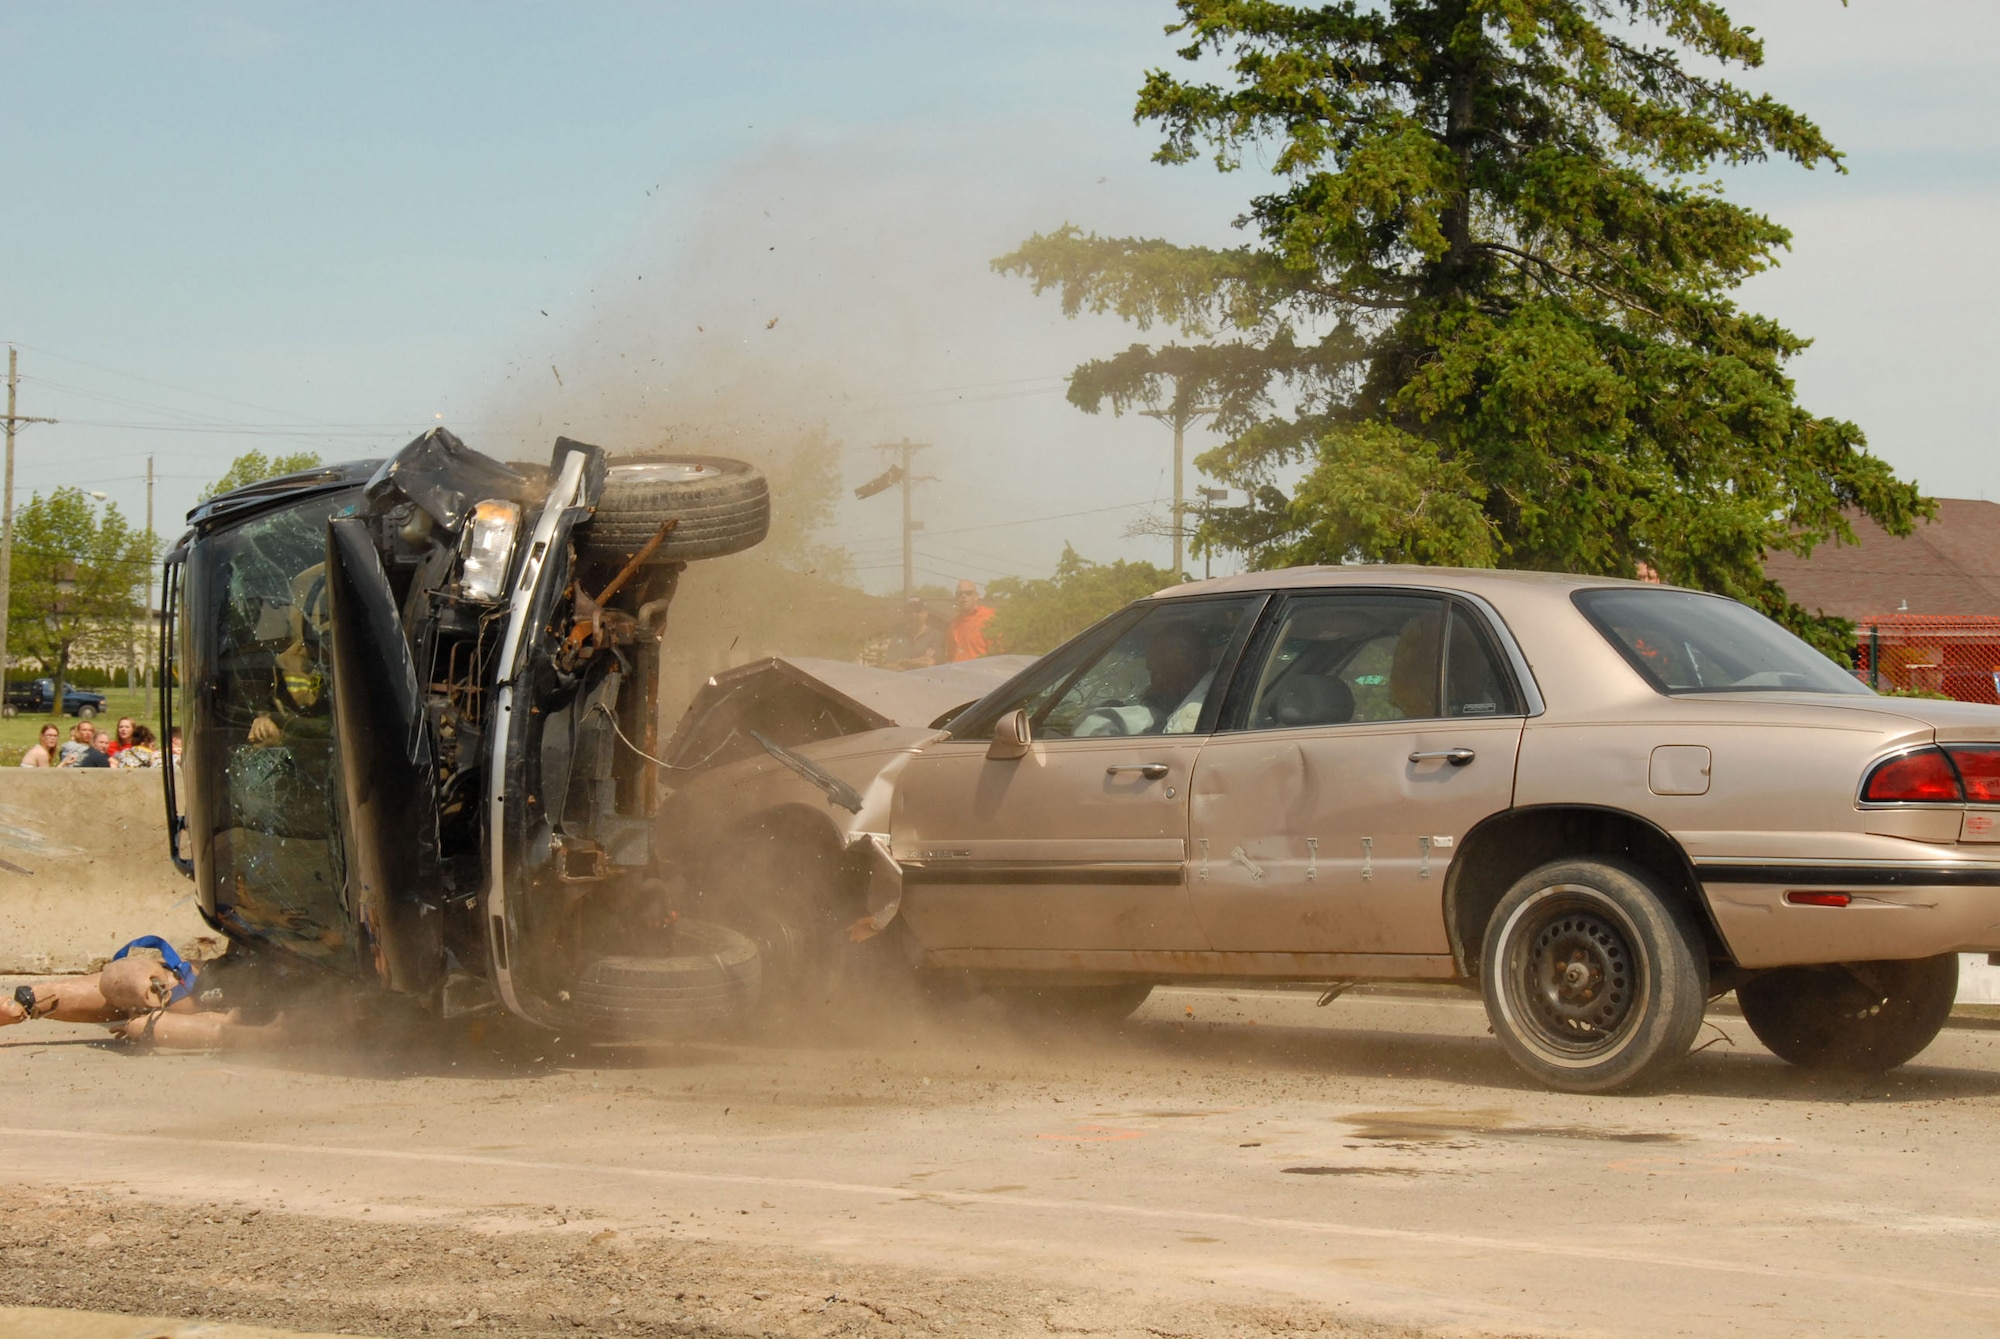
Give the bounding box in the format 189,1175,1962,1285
1862,748,1963,802
1945,745,2000,803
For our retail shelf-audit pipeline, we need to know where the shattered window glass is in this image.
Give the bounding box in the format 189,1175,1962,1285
185,489,356,964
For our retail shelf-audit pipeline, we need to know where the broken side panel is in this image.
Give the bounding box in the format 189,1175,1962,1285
327,517,445,997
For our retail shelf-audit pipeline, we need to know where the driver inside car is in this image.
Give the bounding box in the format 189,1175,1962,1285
1074,622,1215,736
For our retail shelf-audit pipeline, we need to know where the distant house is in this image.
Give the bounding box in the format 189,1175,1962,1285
1763,498,2000,702
1763,498,2000,620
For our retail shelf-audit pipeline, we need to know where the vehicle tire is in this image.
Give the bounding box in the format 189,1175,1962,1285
1480,858,1709,1094
76,704,96,720
568,919,761,1037
579,457,769,566
986,981,1154,1025
693,828,868,1018
1737,954,1957,1073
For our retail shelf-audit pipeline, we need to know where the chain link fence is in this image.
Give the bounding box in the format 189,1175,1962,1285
1852,615,2000,704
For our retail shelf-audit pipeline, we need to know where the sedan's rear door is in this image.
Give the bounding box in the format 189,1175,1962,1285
1188,592,1526,956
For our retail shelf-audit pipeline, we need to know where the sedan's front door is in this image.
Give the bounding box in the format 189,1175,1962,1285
894,596,1262,953
1189,592,1526,955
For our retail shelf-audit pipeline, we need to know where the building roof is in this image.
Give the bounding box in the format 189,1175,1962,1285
1763,498,2000,621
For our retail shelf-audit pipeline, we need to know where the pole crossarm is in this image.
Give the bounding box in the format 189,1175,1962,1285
866,439,933,601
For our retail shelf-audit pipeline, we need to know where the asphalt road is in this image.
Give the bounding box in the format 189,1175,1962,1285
3,983,1998,1338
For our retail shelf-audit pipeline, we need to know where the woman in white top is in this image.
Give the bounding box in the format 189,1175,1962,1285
18,723,59,768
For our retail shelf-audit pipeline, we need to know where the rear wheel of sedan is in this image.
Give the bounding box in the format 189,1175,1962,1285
1480,859,1708,1094
1736,954,1956,1073
580,456,770,566
569,919,762,1037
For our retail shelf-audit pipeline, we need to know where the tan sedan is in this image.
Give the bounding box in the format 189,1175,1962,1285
658,568,2000,1092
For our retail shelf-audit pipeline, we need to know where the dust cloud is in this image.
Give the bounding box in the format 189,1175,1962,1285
466,127,1206,711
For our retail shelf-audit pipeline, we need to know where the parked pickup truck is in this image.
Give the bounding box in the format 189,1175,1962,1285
2,678,108,718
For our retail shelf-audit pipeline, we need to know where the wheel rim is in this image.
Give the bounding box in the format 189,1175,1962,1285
610,461,722,484
1496,885,1651,1067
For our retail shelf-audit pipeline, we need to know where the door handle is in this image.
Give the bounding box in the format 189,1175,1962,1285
1409,748,1476,767
1106,763,1171,780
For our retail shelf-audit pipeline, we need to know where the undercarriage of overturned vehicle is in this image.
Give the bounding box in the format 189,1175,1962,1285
163,429,771,1038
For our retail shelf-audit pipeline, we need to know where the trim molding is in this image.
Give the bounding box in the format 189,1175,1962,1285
1696,862,2000,887
923,947,1461,980
901,862,1183,887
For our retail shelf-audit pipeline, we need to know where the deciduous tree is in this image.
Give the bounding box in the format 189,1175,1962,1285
7,489,151,713
989,545,1178,654
200,450,324,502
996,0,1924,653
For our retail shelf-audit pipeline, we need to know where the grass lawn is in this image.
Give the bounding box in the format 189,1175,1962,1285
0,685,166,764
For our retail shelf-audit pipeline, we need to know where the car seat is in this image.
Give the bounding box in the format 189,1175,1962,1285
1266,673,1356,728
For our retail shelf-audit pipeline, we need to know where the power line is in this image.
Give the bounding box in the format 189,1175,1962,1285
6,340,356,427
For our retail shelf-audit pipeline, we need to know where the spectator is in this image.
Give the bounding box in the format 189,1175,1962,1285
884,598,950,670
106,716,136,759
168,727,183,767
948,580,999,662
57,721,95,767
117,723,161,769
19,723,60,768
77,728,114,769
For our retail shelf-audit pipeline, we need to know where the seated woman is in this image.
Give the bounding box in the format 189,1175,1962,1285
19,723,60,767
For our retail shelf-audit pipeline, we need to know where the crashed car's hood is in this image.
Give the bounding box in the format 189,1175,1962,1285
665,654,1036,771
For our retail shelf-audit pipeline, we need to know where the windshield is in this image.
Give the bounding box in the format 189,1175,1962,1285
1573,588,1870,696
181,488,359,963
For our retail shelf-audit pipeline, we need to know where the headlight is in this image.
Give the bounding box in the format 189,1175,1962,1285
460,499,521,602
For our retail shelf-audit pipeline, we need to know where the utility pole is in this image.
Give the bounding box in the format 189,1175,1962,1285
1198,487,1229,580
863,439,933,601
0,348,56,696
1139,399,1218,581
143,455,155,692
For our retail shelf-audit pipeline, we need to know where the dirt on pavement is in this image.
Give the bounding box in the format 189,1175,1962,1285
0,1178,1430,1339
3,982,1998,1339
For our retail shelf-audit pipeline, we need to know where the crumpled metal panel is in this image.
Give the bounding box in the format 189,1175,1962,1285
364,426,532,533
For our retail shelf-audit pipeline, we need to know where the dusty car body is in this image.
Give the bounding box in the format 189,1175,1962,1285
161,429,771,1033
658,567,2000,1091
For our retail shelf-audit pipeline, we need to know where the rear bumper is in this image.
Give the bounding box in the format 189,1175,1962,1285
1698,859,2000,967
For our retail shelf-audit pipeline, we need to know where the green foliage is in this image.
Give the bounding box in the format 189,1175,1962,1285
200,450,325,502
6,488,152,707
988,545,1179,654
996,0,1926,654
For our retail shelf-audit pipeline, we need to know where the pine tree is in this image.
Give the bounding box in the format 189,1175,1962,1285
996,0,1924,651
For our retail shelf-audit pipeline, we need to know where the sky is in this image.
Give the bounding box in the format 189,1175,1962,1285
0,1,1993,594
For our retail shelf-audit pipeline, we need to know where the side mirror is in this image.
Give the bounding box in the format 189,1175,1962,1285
986,708,1032,761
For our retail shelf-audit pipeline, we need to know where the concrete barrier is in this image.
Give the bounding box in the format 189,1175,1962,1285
0,770,218,975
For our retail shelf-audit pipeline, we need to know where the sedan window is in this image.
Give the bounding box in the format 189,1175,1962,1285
1038,599,1258,738
1242,595,1445,727
1237,594,1522,730
1573,587,1872,696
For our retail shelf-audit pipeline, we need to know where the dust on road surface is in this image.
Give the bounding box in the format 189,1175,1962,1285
3,985,1998,1338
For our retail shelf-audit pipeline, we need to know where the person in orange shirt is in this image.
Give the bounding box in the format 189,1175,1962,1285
948,580,999,661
